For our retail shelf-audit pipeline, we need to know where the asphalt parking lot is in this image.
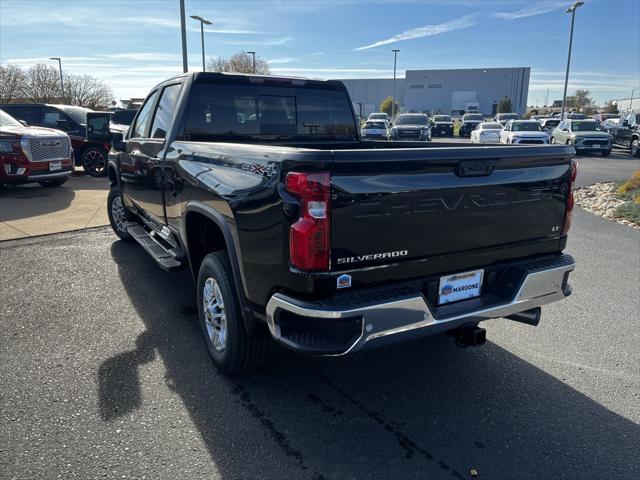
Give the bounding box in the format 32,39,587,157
1,146,639,479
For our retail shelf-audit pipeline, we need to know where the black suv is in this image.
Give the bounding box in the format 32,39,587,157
612,112,640,157
0,103,112,176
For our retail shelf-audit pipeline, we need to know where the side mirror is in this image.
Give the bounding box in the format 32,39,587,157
19,119,28,127
389,122,393,127
621,120,630,127
86,112,112,142
56,119,70,131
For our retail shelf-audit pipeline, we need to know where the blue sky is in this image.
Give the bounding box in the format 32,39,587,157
1,0,638,105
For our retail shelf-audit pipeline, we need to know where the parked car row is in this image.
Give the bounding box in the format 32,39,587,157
0,109,73,187
0,103,138,177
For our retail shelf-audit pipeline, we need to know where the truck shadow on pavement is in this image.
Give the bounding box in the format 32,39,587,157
104,240,640,479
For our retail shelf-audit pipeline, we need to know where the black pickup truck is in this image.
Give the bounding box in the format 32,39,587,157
87,72,576,375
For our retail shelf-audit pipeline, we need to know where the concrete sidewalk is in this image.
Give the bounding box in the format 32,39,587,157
0,173,109,240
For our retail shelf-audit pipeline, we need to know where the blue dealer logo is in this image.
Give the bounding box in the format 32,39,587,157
441,285,453,296
337,274,352,289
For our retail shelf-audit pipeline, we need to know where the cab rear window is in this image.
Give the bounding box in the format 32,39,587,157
183,83,357,139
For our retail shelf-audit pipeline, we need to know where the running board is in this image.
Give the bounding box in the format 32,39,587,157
127,223,183,272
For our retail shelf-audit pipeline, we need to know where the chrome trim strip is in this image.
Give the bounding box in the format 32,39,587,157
266,260,575,355
28,171,72,180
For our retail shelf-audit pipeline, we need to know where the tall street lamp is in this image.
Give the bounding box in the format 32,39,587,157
49,57,64,102
560,1,584,120
179,0,188,73
191,15,212,71
246,51,256,73
392,49,400,120
630,89,638,112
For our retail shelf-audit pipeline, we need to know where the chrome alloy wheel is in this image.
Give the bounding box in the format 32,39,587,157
111,195,127,232
203,277,227,352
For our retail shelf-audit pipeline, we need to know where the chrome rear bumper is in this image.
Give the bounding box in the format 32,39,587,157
266,254,575,355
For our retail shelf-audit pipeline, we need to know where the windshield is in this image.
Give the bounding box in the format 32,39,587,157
463,114,483,121
364,121,386,129
184,83,357,140
542,119,560,127
395,114,428,126
369,113,387,120
499,114,519,120
572,121,604,132
512,122,542,132
433,115,452,122
0,109,23,128
481,122,502,130
58,105,92,124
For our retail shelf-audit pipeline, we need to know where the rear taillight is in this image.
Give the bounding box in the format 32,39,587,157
562,160,578,234
285,171,330,271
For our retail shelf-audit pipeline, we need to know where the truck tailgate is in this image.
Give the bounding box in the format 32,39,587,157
330,145,574,271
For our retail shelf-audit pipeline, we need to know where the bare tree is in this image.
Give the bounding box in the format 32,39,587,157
0,64,27,103
23,64,62,103
206,52,271,75
65,74,113,109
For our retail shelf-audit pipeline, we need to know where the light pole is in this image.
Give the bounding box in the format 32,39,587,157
392,49,399,120
247,51,256,73
560,1,584,120
49,57,64,102
191,15,212,71
179,0,188,73
629,89,638,112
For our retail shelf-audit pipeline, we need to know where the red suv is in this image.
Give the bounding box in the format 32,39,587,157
0,109,73,187
0,103,111,177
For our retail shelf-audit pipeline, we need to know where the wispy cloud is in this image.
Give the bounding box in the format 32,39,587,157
493,1,568,20
267,57,298,64
103,53,180,62
220,36,292,46
354,14,478,50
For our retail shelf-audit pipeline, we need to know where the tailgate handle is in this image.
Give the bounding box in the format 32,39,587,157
456,159,498,177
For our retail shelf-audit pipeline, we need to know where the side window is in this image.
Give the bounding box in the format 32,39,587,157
150,84,183,139
131,90,159,138
43,108,66,127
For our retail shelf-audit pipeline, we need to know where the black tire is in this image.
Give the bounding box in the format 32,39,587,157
197,252,268,375
38,178,68,187
107,186,134,242
81,147,108,177
601,150,612,157
631,138,640,158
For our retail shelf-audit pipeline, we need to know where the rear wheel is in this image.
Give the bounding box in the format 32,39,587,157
197,252,268,375
81,147,108,177
107,186,133,241
38,178,68,187
631,138,640,158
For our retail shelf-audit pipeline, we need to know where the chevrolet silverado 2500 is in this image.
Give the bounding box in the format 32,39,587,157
87,72,576,375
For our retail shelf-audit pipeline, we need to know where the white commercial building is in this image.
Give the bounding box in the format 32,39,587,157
338,67,530,117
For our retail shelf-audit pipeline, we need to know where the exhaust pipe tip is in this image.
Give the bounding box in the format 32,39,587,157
506,307,541,326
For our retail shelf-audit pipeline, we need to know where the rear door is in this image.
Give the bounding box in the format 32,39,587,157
120,83,183,229
330,146,572,271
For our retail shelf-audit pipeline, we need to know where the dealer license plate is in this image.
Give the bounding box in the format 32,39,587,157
49,161,62,171
438,269,484,305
